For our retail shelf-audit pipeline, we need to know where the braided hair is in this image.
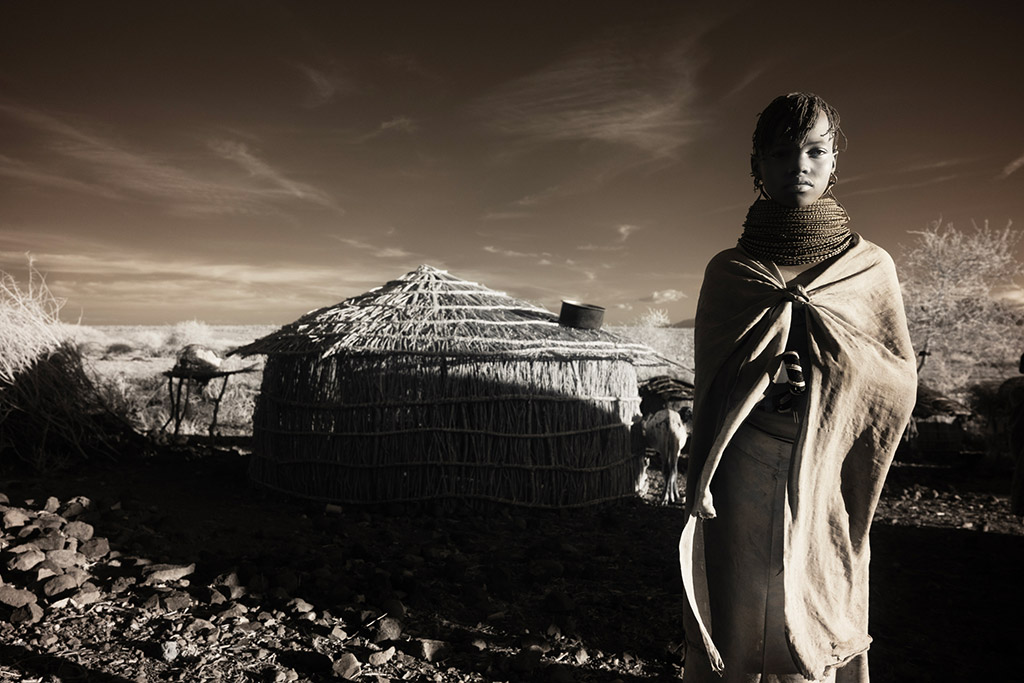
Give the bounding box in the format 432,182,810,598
750,92,846,192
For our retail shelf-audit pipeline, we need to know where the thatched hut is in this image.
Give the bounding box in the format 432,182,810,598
233,264,661,508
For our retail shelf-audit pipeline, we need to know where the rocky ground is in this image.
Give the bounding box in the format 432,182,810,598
1,446,1022,683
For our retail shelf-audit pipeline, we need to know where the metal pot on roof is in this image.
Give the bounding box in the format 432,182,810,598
559,300,605,330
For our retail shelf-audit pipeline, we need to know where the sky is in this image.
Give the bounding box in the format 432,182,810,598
2,1,1024,326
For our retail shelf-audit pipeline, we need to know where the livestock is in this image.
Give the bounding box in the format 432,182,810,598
642,404,692,505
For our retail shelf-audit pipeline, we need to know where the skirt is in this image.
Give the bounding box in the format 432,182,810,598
683,421,838,683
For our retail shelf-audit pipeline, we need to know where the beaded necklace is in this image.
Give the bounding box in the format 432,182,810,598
738,197,853,266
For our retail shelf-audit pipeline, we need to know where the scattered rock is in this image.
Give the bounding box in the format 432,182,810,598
80,537,111,560
0,585,38,609
332,652,362,680
11,601,44,625
368,646,395,666
163,589,192,612
45,548,84,569
142,563,195,585
160,640,179,663
374,616,403,643
8,547,45,571
42,573,79,598
288,597,314,613
65,520,95,542
416,638,447,663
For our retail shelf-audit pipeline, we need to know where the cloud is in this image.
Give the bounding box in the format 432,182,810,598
0,154,124,200
0,237,396,324
641,289,687,304
483,245,553,260
577,244,625,252
998,152,1024,180
331,236,412,259
618,224,640,241
379,116,418,134
0,103,342,216
208,139,340,210
481,210,533,221
293,63,350,108
474,39,699,160
842,174,961,198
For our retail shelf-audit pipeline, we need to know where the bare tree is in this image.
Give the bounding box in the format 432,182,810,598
898,219,1024,397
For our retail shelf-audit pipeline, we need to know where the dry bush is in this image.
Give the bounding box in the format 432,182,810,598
0,262,66,385
899,219,1024,399
0,263,141,469
164,319,215,352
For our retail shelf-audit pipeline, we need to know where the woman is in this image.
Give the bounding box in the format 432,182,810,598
679,93,917,682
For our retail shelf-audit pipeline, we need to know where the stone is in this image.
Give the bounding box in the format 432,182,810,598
42,496,60,513
332,653,362,680
110,576,136,594
80,537,110,560
43,574,79,598
288,597,314,614
219,602,249,619
163,590,192,612
142,563,195,585
161,640,179,663
368,646,395,666
373,617,402,643
8,547,45,572
64,520,94,542
61,497,91,518
65,566,90,587
71,586,101,607
33,529,67,551
11,602,44,625
0,586,38,608
45,549,84,569
416,639,447,663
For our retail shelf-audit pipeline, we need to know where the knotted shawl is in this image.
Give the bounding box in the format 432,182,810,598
679,235,917,680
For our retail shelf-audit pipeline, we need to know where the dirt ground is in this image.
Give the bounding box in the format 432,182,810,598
1,444,1022,683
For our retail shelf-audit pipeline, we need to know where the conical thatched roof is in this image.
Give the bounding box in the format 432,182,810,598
234,264,660,364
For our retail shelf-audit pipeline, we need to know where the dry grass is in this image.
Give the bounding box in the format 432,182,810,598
0,264,68,385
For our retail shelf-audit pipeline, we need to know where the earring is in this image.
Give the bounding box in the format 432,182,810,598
827,171,838,189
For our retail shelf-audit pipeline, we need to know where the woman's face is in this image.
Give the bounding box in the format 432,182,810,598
755,111,837,208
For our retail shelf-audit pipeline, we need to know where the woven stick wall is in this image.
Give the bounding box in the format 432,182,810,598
234,265,662,508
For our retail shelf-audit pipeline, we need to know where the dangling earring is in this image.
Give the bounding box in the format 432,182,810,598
825,171,839,198
753,177,771,200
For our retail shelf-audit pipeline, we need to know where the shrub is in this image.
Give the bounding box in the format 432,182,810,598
0,262,140,469
0,260,66,385
899,219,1024,399
104,342,135,356
165,319,215,351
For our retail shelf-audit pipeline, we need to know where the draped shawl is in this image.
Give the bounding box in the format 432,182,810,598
679,235,917,680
